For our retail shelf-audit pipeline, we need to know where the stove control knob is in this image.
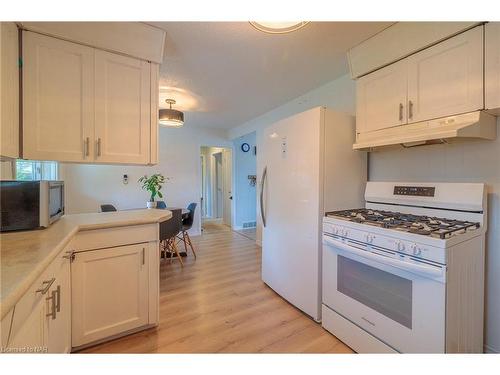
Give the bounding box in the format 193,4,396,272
411,244,422,256
396,241,406,252
364,234,374,243
332,226,339,235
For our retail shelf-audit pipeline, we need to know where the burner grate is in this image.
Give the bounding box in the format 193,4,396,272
326,209,480,239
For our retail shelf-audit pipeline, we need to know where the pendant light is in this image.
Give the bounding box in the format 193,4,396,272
159,99,184,128
249,22,309,34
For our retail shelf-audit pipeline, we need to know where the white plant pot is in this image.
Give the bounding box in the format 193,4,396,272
147,201,157,209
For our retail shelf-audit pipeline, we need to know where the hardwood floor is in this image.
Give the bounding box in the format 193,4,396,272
79,226,353,353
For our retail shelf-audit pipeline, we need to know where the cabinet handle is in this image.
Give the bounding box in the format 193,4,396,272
55,285,61,313
46,290,57,320
142,248,145,265
84,137,90,157
36,277,55,295
399,103,403,121
409,100,414,120
96,138,102,157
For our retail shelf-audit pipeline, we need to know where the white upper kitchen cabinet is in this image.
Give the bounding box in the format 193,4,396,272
71,243,149,348
22,31,159,165
94,50,151,164
406,26,484,123
485,22,500,114
1,22,20,159
23,31,94,162
356,59,407,134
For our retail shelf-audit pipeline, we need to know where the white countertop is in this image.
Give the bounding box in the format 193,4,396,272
0,209,172,319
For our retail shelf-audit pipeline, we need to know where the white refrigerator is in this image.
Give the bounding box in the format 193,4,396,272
259,107,366,321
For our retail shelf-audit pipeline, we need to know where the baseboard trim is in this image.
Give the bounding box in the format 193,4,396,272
484,344,499,353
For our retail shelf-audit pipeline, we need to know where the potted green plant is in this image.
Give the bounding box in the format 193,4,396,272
138,174,167,209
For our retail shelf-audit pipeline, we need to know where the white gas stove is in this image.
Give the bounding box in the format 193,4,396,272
321,182,487,353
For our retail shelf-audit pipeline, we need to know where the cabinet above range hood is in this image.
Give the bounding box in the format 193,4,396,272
353,111,497,151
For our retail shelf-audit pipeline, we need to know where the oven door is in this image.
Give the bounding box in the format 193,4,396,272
323,235,446,353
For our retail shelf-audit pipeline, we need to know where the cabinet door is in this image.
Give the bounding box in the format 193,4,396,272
407,26,483,123
23,31,94,162
71,243,149,347
1,22,19,159
7,296,47,352
46,254,71,353
94,50,151,164
356,59,407,134
486,22,500,112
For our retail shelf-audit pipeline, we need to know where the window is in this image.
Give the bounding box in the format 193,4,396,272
15,160,59,181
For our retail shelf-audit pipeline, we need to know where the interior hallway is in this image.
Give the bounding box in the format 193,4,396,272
80,226,352,353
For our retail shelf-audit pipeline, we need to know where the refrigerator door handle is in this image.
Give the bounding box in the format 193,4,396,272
260,166,267,227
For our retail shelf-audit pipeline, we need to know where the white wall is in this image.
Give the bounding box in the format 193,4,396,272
228,72,500,353
229,74,356,244
233,132,257,229
61,126,232,235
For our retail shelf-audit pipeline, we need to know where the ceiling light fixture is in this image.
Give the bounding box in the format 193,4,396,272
249,21,310,34
159,99,184,128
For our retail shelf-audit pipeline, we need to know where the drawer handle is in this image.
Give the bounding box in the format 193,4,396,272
36,277,55,295
46,290,57,320
408,100,414,120
399,103,403,121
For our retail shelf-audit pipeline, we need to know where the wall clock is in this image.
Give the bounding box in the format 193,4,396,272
241,143,251,152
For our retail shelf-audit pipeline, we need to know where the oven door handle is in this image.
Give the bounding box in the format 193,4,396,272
323,237,444,277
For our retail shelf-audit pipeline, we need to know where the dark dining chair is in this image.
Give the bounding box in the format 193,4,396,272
156,201,167,209
159,208,184,267
100,204,117,212
178,203,197,259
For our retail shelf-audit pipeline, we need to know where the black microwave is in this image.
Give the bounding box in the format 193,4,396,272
0,180,65,232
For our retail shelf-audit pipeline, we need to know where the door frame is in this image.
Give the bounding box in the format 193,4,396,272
198,144,235,234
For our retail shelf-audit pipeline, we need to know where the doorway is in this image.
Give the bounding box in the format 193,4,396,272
200,146,233,232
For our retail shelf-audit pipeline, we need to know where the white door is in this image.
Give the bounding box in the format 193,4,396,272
71,244,149,347
356,59,408,134
23,31,94,162
1,22,19,159
486,22,500,111
223,148,232,227
261,107,322,321
46,256,71,353
94,50,151,164
323,236,446,353
407,26,484,123
214,152,223,219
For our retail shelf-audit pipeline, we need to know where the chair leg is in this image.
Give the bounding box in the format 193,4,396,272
182,231,188,253
171,240,184,267
185,231,196,259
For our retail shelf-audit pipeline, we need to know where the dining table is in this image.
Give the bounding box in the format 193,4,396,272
121,206,189,219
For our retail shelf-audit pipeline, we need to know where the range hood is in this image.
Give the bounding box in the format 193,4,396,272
353,111,497,151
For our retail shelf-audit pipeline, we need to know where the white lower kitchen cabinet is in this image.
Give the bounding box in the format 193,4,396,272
71,243,151,347
5,247,72,353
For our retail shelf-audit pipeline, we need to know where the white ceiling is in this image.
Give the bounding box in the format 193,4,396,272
150,22,392,129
